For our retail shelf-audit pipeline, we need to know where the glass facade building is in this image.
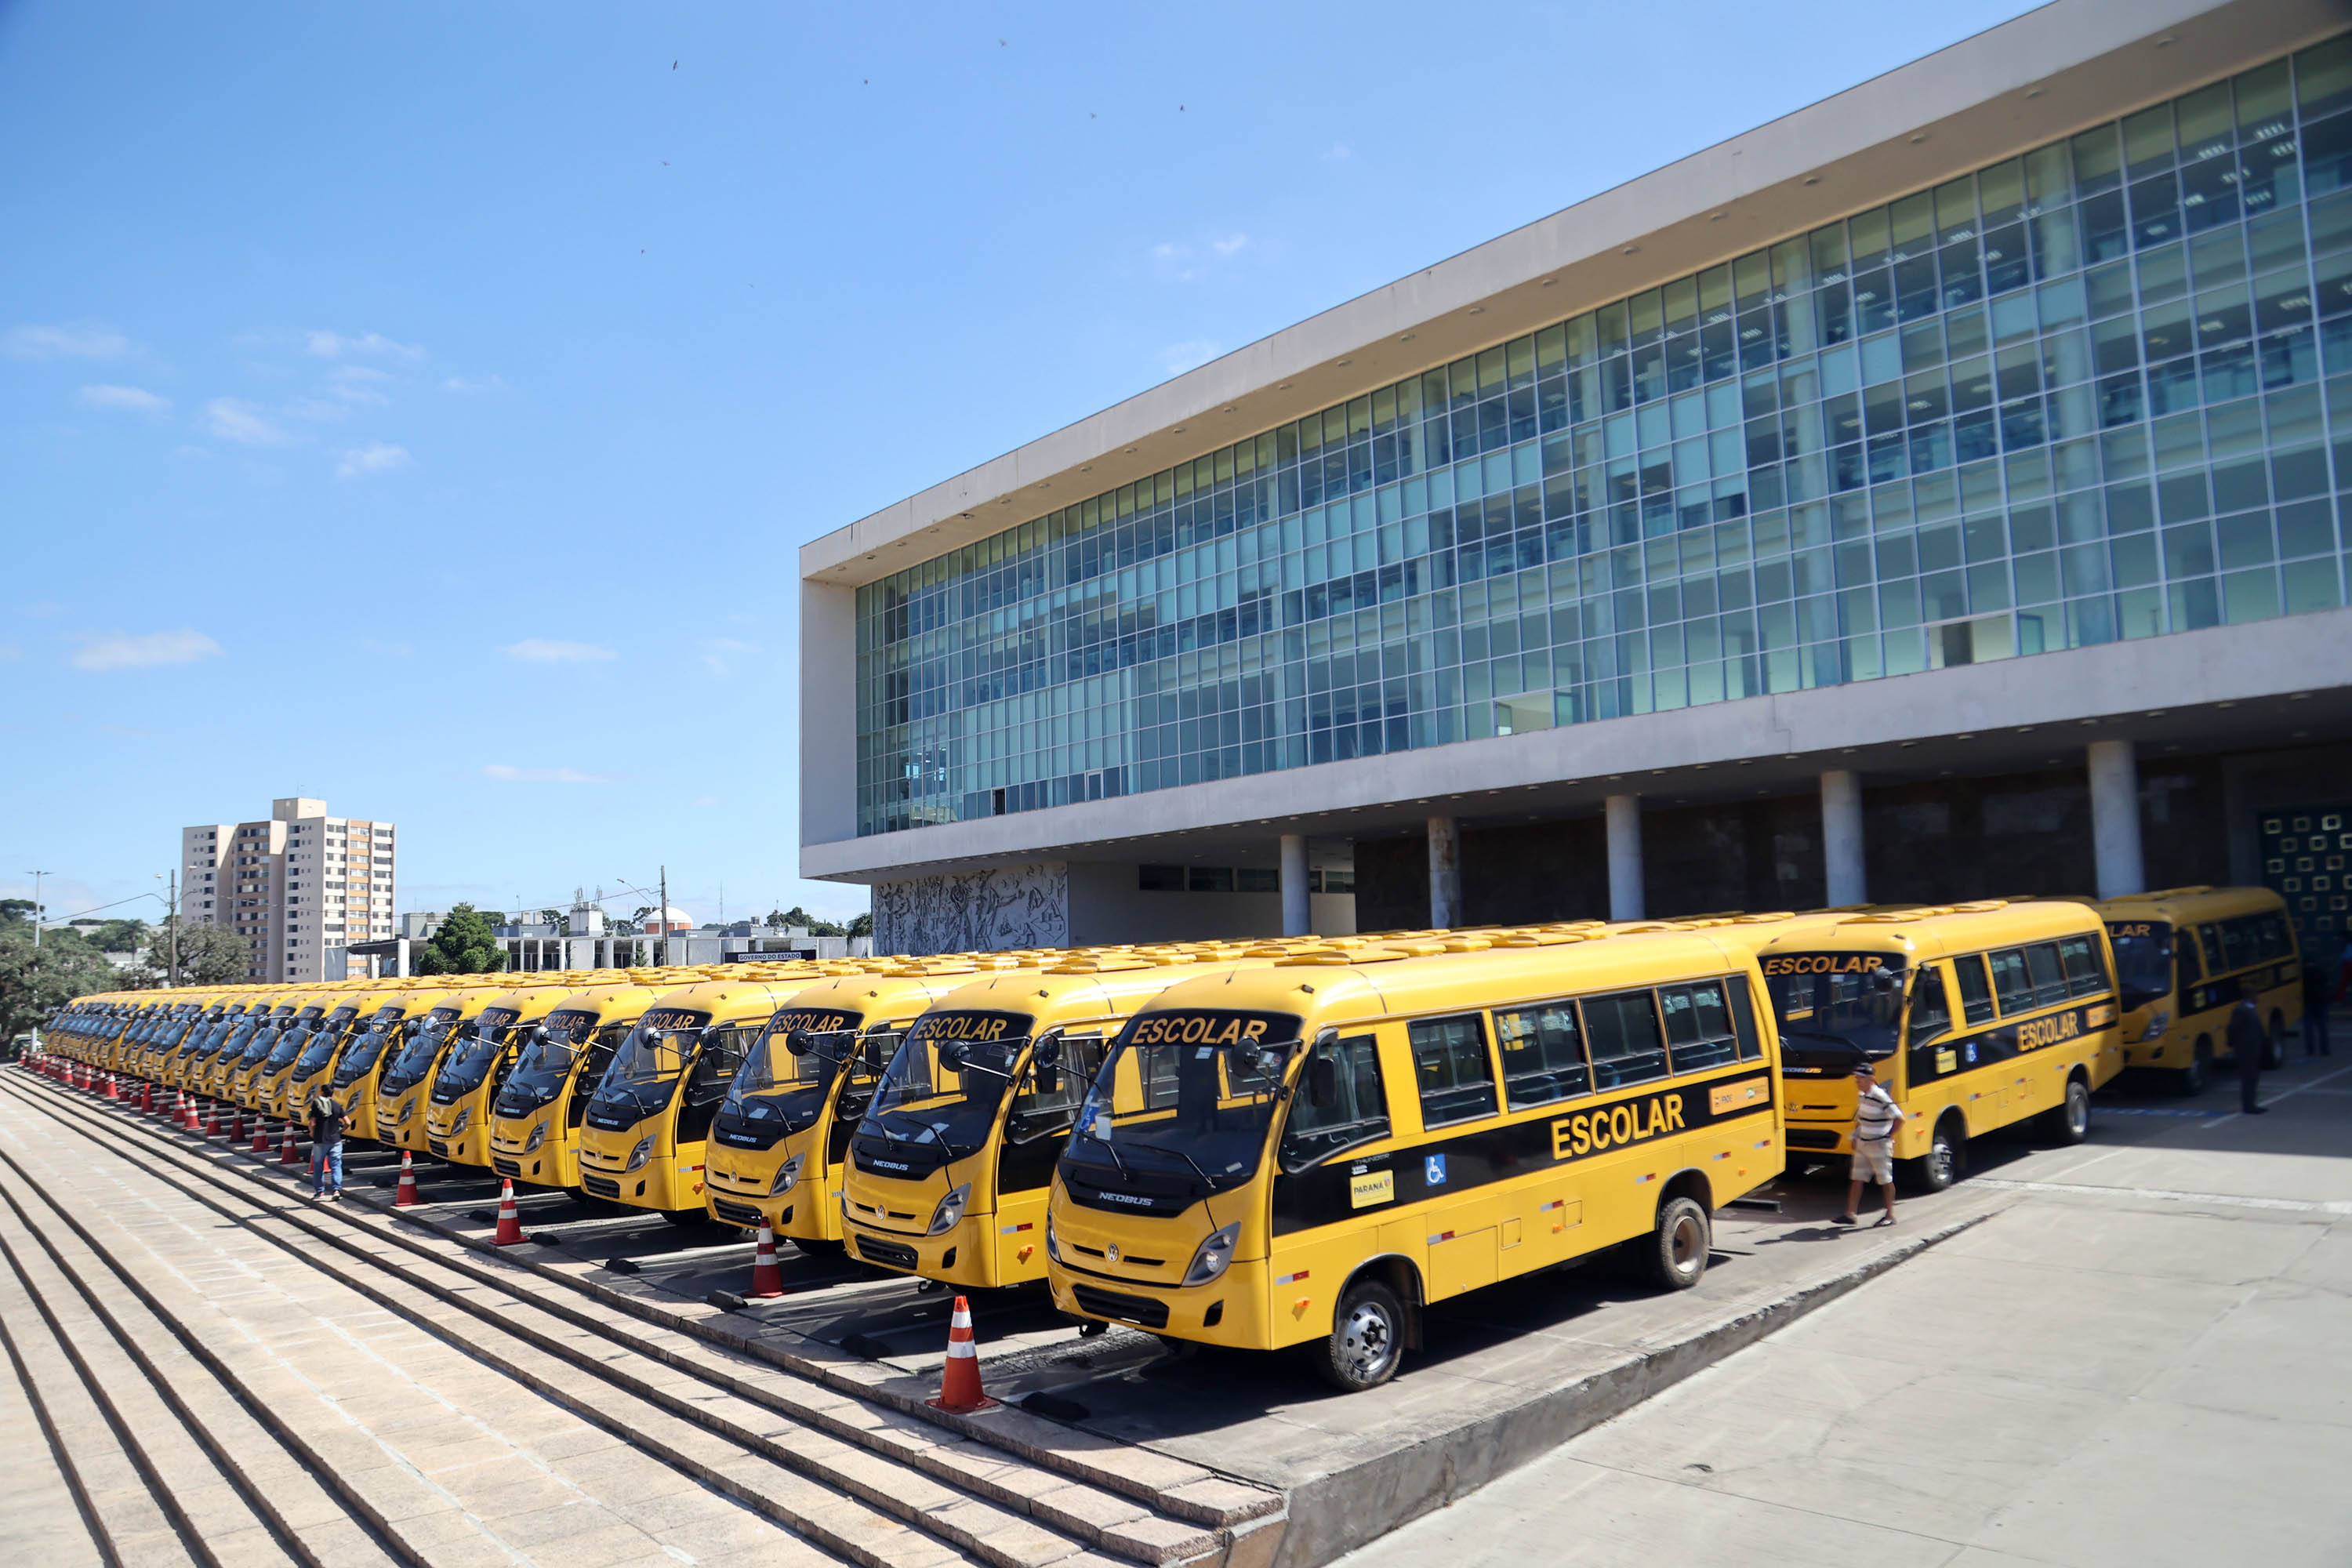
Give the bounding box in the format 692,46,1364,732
857,38,2352,840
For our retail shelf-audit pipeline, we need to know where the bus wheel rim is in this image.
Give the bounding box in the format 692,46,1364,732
1931,1139,1953,1183
1341,1303,1391,1377
2068,1084,2088,1134
1669,1212,1702,1272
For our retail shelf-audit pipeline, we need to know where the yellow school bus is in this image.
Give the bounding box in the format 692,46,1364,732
1045,929,1784,1389
703,959,1036,1245
376,978,511,1152
842,949,1301,1290
2098,887,2304,1094
426,976,586,1167
330,983,460,1145
1757,902,2122,1189
491,971,699,1192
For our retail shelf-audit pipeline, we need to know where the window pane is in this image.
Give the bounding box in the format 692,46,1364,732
1281,1034,1388,1166
2058,934,2107,996
1583,991,1670,1089
1407,1014,1498,1127
2024,942,2069,1006
1659,980,1739,1073
1955,954,1998,1025
1989,947,2035,1012
1909,967,1952,1044
1495,1001,1590,1109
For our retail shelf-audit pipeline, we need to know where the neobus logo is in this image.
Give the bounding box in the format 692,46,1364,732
2018,1011,2084,1049
1760,953,1889,977
1130,1014,1272,1047
1551,1091,1688,1160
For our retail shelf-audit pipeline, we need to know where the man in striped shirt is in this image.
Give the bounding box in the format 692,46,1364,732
1837,1060,1904,1229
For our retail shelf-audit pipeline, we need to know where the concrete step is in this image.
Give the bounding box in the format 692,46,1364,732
5,1071,1279,1568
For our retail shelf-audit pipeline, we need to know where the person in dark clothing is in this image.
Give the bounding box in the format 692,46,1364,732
2305,962,2334,1058
2229,982,2269,1115
307,1089,350,1199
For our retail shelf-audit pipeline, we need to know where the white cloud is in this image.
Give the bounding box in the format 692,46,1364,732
205,397,293,447
6,323,130,359
1162,339,1221,376
287,397,351,423
701,637,758,677
483,764,617,784
70,629,223,672
77,384,170,415
1324,142,1352,162
502,638,615,664
335,442,412,478
1210,233,1249,256
441,373,506,394
1150,233,1250,282
305,329,424,361
692,795,722,808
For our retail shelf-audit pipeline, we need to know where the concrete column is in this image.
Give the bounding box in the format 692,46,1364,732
1820,769,1867,906
2088,738,2146,899
1606,795,1645,921
1428,816,1463,930
1279,834,1312,938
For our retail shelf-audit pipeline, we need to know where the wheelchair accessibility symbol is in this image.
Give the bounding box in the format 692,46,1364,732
1425,1153,1447,1187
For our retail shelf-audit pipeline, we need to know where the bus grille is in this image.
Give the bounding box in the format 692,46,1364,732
492,1157,521,1177
1785,1128,1841,1149
1071,1284,1170,1330
582,1174,619,1198
855,1234,919,1270
427,1138,448,1157
710,1198,765,1228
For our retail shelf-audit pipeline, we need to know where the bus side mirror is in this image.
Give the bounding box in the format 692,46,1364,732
1031,1036,1062,1072
1308,1056,1340,1109
938,1040,967,1070
860,1035,893,1076
786,1029,811,1058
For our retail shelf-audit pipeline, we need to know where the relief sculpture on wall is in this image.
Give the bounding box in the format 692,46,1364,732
872,862,1070,956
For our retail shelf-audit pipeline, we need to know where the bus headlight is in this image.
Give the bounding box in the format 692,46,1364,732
927,1183,971,1237
1182,1222,1242,1287
397,1099,414,1124
2139,1011,2172,1041
450,1108,473,1137
625,1137,655,1173
771,1155,804,1196
523,1122,548,1154
1044,1211,1062,1265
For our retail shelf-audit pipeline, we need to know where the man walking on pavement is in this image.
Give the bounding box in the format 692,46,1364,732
2230,981,2269,1115
1837,1059,1904,1228
307,1086,350,1199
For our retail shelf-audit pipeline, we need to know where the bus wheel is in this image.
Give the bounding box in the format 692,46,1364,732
2176,1039,2212,1097
1643,1196,1711,1291
2264,1013,2287,1070
2042,1074,2092,1145
1313,1279,1405,1392
1907,1115,1966,1192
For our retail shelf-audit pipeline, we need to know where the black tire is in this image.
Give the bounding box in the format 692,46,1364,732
2041,1073,2092,1145
1904,1115,1966,1192
1312,1278,1406,1392
1642,1196,1711,1291
661,1207,710,1229
790,1236,845,1258
2265,1013,2287,1070
2176,1038,2212,1097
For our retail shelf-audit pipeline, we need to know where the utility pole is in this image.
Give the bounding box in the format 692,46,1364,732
25,869,49,1053
658,865,669,967
169,869,180,987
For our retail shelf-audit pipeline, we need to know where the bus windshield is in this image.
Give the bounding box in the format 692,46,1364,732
293,1012,354,1075
595,1008,713,1111
437,1009,528,1098
502,1009,601,1109
1064,1010,1301,1199
332,1011,405,1089
726,1007,862,1129
865,1011,1034,1163
238,1017,291,1066
2106,922,2175,1011
383,1010,461,1092
1762,953,1909,1065
263,1019,315,1070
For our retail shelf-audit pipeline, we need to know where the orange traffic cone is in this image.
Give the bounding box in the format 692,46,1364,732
280,1120,301,1164
394,1150,419,1207
251,1116,270,1153
140,1082,154,1114
228,1107,246,1145
926,1295,998,1414
179,1091,197,1130
492,1178,525,1245
747,1223,785,1298
104,1073,120,1102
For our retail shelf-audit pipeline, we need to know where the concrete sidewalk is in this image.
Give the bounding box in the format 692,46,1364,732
1334,1053,2352,1568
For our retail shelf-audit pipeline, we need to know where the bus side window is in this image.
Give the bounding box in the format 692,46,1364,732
1659,981,1738,1073
1408,1014,1499,1128
2023,942,2069,1007
1954,955,1997,1026
2176,932,2203,988
1010,1036,1102,1139
2253,912,2292,962
2057,934,2107,998
1988,949,2034,1014
1727,978,1765,1062
1280,1035,1389,1169
1494,1002,1590,1109
2222,918,2254,973
1583,991,1670,1091
2199,924,2227,975
1908,966,1952,1046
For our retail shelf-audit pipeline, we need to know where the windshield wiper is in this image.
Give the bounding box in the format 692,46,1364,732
1075,1129,1130,1179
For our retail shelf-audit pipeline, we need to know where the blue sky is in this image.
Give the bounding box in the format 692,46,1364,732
0,0,2038,931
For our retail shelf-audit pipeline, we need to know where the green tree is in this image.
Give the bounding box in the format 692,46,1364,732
89,917,149,953
129,916,252,987
0,923,118,1048
776,904,848,937
414,902,509,977
847,912,873,938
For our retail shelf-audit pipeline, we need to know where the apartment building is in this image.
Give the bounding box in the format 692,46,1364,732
183,797,398,982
